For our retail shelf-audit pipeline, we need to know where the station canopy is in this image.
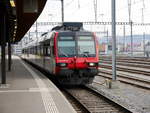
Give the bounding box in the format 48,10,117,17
0,0,47,44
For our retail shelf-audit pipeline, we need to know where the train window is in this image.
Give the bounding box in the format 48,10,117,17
50,36,54,56
43,46,45,55
57,36,75,57
46,47,48,56
40,46,43,55
108,45,112,50
48,46,51,55
78,36,93,41
77,36,96,57
35,46,37,55
37,46,40,55
32,47,34,54
43,46,49,56
32,48,34,54
43,46,47,56
59,36,74,40
31,48,33,54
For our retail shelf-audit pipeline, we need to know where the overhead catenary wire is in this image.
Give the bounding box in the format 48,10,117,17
64,0,74,8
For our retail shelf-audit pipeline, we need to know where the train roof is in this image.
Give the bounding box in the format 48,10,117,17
51,22,84,32
56,31,93,35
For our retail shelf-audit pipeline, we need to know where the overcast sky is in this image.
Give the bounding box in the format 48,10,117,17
32,0,150,36
38,0,150,22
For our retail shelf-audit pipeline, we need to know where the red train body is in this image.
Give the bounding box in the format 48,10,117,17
22,23,99,85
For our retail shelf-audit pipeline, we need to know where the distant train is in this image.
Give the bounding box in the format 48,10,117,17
21,22,99,85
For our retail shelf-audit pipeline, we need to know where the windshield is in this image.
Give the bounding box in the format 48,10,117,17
58,36,76,57
77,36,96,57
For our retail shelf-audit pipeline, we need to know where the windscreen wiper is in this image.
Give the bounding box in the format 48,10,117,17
83,51,89,57
58,48,68,57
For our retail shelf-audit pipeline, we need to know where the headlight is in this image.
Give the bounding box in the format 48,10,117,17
57,63,67,67
88,63,95,66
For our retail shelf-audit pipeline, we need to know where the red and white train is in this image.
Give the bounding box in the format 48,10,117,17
21,22,99,85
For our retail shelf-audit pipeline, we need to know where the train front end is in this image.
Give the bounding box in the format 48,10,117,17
55,31,99,85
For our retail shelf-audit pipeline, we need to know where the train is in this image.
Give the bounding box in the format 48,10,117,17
21,22,99,85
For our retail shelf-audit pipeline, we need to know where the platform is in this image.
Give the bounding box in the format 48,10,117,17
0,56,76,113
90,76,150,113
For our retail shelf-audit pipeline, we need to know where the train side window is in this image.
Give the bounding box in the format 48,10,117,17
45,46,49,56
40,46,42,55
30,48,33,54
50,41,54,56
45,46,47,56
43,46,47,56
50,33,55,57
33,47,34,54
48,46,51,56
37,46,40,55
35,46,37,55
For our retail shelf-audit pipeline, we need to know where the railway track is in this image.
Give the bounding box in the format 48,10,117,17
98,68,150,89
61,86,131,113
98,56,150,89
100,58,150,67
100,60,150,69
99,63,150,76
99,56,150,70
100,56,150,64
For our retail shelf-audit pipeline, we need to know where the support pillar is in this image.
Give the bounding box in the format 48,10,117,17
1,14,6,84
0,0,7,84
8,39,11,71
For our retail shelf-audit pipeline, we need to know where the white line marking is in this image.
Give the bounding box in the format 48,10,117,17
0,90,29,93
20,59,59,113
0,88,55,93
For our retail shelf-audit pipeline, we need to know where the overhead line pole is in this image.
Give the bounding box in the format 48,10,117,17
143,32,145,57
111,0,117,81
128,0,133,56
94,0,97,22
130,21,133,56
123,25,126,52
36,20,38,45
61,0,64,22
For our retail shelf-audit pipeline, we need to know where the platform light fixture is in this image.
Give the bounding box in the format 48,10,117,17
10,0,15,7
14,25,17,29
14,30,16,34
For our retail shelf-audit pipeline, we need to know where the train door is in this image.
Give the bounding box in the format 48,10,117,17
49,33,56,74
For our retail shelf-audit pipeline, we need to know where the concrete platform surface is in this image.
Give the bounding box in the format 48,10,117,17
0,56,76,113
90,76,150,113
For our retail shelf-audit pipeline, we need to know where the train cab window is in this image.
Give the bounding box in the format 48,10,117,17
77,36,96,57
57,36,75,57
